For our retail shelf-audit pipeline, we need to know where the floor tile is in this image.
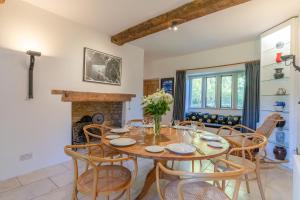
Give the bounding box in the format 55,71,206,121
31,184,73,200
0,179,57,200
49,171,74,188
0,158,293,200
0,178,21,193
18,165,67,185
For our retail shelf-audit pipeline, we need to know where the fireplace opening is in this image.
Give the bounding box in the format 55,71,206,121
71,102,123,145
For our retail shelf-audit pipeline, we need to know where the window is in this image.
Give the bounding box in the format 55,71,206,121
187,71,245,110
190,77,202,107
221,75,232,108
206,77,216,108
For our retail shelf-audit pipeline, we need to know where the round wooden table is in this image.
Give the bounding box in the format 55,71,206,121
102,127,230,200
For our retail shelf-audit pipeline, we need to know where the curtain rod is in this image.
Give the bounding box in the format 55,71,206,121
176,59,260,72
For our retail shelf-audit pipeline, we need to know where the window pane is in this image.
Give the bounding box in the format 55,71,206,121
237,73,245,109
190,78,202,107
206,77,216,107
221,75,232,108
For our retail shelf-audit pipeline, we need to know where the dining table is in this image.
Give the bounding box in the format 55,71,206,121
102,127,230,200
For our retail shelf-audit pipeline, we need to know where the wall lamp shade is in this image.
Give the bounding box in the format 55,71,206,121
280,54,300,72
26,50,41,99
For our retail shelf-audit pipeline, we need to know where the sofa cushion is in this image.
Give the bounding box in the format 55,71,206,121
185,112,241,127
216,115,227,125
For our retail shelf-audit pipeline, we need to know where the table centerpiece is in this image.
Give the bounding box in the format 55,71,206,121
142,90,173,135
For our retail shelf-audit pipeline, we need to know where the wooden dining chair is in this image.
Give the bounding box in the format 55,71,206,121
156,159,245,200
179,120,206,129
216,113,282,162
83,124,121,170
212,133,268,200
64,144,138,200
176,120,205,172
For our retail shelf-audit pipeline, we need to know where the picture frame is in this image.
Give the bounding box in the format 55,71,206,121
83,47,122,85
160,77,174,96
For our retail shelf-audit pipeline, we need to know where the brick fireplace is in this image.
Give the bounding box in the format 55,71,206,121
52,90,136,144
72,102,123,126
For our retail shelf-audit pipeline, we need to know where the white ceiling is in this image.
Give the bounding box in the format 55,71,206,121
23,0,300,61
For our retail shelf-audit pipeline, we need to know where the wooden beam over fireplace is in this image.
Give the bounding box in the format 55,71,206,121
111,0,250,45
51,90,136,102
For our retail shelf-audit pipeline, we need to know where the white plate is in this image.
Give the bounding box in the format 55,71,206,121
161,125,168,128
105,135,121,140
173,125,193,130
207,141,223,148
140,124,153,128
145,145,164,153
200,134,221,141
166,143,196,154
110,138,136,147
110,128,129,133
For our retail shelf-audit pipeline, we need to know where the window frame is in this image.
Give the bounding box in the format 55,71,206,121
205,76,217,108
189,76,203,108
220,74,233,109
187,70,245,110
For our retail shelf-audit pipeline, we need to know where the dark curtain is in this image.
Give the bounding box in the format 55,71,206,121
242,61,260,130
173,70,186,121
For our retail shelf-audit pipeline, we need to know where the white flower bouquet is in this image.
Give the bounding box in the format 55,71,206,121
142,90,173,135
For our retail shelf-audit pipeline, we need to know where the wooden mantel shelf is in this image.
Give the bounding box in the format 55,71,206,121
51,90,136,102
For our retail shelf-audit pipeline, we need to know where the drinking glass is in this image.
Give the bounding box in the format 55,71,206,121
191,121,197,131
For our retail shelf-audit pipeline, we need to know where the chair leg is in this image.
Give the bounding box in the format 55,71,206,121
222,180,226,190
120,154,123,166
256,170,266,200
245,174,250,194
127,189,131,200
192,160,195,172
71,184,78,200
199,160,202,171
171,160,174,169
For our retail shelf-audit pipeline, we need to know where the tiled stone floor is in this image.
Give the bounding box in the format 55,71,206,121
0,158,292,200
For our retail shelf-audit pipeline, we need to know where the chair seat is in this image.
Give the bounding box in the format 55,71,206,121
212,155,256,174
163,180,230,200
223,134,252,147
77,165,131,194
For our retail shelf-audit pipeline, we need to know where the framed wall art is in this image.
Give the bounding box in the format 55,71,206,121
160,77,174,96
83,47,121,85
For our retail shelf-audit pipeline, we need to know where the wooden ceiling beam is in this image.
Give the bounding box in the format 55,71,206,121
111,0,250,45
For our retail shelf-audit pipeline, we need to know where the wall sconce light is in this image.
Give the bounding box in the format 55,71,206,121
26,50,41,99
281,54,300,72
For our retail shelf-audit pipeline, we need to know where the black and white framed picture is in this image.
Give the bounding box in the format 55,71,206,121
83,47,121,85
160,77,174,96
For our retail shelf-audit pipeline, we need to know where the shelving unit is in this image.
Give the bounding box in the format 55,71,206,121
260,94,290,96
260,77,290,82
260,109,289,114
259,18,298,169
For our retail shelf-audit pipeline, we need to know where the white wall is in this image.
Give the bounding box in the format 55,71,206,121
0,0,144,180
144,41,260,123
